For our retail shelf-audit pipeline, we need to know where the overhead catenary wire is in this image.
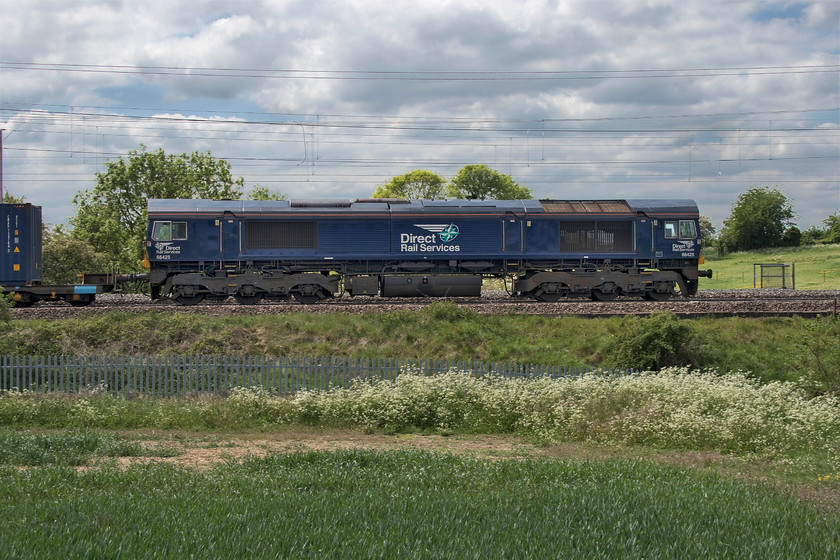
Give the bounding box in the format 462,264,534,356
2,61,838,81
1,63,837,214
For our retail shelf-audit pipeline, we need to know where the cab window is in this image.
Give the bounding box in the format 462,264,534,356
152,221,171,241
171,222,187,240
679,220,697,238
664,220,697,239
152,221,187,241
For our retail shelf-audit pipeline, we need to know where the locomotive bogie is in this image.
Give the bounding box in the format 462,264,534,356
160,271,340,305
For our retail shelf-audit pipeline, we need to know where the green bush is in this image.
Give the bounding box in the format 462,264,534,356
604,311,701,370
0,293,13,323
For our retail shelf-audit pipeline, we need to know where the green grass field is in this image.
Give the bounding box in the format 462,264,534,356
702,243,840,290
1,450,837,559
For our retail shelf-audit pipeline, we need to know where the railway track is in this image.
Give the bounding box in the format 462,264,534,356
10,289,840,320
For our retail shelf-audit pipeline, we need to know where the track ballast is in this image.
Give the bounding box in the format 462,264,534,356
10,289,839,320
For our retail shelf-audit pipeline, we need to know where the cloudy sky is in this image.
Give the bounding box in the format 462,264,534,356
1,0,838,230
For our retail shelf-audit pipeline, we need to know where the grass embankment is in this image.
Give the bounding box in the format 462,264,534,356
2,306,837,385
1,450,836,559
703,243,840,289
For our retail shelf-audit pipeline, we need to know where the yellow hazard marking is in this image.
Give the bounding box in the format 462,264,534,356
13,265,20,271
14,247,20,253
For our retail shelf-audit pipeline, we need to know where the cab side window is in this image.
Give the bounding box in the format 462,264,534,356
152,221,187,241
152,221,171,241
664,220,696,239
679,220,697,238
172,222,187,240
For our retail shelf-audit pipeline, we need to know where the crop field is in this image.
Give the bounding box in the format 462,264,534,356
1,448,837,559
703,243,840,289
0,368,839,558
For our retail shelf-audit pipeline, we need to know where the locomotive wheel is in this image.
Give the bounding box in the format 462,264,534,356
643,289,672,301
292,285,326,304
173,284,206,306
685,280,699,297
174,293,206,306
234,292,264,305
591,289,618,302
293,291,323,304
533,282,565,302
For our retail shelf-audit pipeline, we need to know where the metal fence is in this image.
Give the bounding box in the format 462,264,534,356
0,355,633,397
754,262,796,289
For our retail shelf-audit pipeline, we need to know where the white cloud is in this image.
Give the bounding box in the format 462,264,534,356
0,0,837,229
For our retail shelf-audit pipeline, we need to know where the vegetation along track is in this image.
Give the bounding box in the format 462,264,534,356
11,289,840,320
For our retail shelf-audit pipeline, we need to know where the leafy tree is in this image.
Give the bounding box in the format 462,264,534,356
698,216,716,242
372,170,446,199
71,145,244,271
718,186,795,252
446,165,532,200
247,185,287,201
42,226,108,284
801,225,827,245
823,212,840,244
781,226,801,247
2,192,25,203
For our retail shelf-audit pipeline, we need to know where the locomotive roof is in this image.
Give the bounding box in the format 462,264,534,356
147,198,542,214
147,198,698,216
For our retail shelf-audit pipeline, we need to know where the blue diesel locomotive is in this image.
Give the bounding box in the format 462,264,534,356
144,198,712,305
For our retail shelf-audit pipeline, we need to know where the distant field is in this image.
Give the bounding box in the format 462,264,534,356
1,449,836,558
702,244,840,290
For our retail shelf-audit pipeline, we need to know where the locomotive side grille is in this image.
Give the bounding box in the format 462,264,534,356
597,202,632,213
560,221,634,253
542,200,631,214
560,221,597,252
596,221,634,252
245,221,317,249
544,202,577,213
